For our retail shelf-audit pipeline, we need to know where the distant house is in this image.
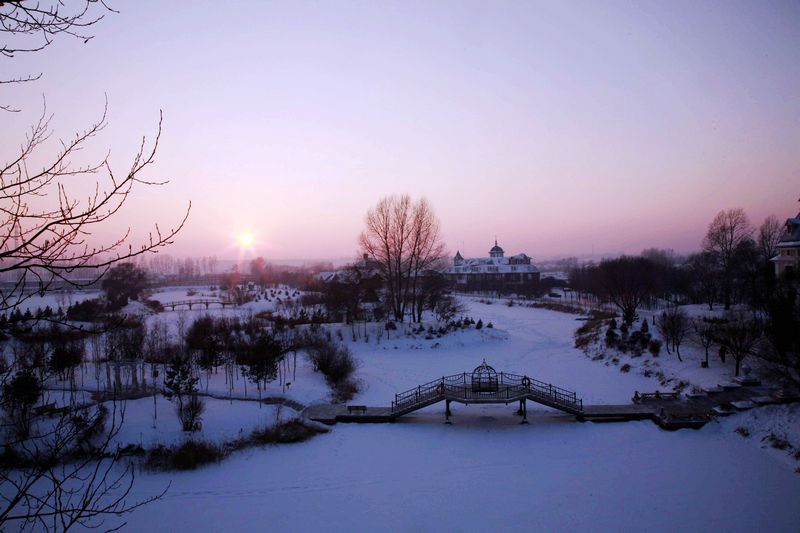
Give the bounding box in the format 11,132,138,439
315,254,384,321
318,254,383,284
444,241,540,295
771,211,800,278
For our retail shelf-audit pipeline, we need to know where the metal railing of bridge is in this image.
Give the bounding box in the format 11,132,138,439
391,372,583,415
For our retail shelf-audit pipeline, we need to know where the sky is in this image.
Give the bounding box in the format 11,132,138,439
2,0,799,262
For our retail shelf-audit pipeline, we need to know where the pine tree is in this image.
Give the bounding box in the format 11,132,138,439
164,356,204,431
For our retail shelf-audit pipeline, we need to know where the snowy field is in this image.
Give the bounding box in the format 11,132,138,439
73,289,798,532
347,297,658,406
121,416,799,532
111,397,289,449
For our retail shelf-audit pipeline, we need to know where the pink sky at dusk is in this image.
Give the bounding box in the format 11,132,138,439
2,0,798,262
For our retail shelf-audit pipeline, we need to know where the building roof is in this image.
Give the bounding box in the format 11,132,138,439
777,211,800,247
489,239,504,254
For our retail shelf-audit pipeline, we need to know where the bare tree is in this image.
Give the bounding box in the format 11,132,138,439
1,395,167,532
758,214,783,265
686,252,720,310
1,1,116,111
1,2,178,528
710,311,763,377
596,256,656,325
359,195,445,322
0,1,112,58
690,317,717,367
702,208,754,309
656,305,690,361
1,105,190,315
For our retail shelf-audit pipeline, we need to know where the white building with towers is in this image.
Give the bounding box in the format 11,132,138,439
444,240,540,295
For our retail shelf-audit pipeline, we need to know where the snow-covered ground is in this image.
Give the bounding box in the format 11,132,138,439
111,396,289,449
347,297,660,406
717,403,800,470
15,287,800,531
120,416,799,532
16,289,102,314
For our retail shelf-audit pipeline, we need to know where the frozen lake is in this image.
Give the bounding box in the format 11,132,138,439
121,410,800,532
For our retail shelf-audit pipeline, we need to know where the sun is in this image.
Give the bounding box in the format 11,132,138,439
236,231,255,249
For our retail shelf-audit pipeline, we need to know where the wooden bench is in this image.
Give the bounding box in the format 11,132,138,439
633,391,679,402
347,405,367,414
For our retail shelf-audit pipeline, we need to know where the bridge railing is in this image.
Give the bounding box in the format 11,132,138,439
392,372,583,413
504,372,582,410
392,375,452,412
162,299,233,308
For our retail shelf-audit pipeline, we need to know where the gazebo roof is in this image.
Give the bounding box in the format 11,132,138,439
472,359,497,378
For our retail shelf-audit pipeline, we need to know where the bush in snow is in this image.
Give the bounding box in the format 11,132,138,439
605,327,618,349
2,369,41,439
145,440,224,471
648,339,662,357
248,417,329,445
305,334,359,402
434,295,464,322
164,356,205,432
65,298,106,322
765,432,791,450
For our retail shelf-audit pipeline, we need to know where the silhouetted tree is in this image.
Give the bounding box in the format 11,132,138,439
163,355,204,431
597,256,656,325
101,263,149,309
691,318,717,368
250,256,272,287
2,369,41,439
710,312,763,376
760,278,800,387
411,267,449,323
359,195,446,322
0,401,166,531
1,3,174,528
758,214,782,259
702,208,754,309
686,252,720,310
656,305,690,361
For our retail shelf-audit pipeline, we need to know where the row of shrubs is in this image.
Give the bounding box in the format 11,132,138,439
385,317,494,340
142,417,329,471
255,308,328,330
64,298,162,322
605,318,662,357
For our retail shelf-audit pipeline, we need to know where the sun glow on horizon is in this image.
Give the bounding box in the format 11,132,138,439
236,231,256,250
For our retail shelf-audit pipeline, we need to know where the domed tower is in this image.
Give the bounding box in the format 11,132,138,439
489,239,504,258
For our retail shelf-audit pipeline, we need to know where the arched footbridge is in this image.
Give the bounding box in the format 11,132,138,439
391,361,582,423
302,360,789,429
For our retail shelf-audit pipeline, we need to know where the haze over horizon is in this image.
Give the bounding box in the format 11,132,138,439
2,0,798,262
